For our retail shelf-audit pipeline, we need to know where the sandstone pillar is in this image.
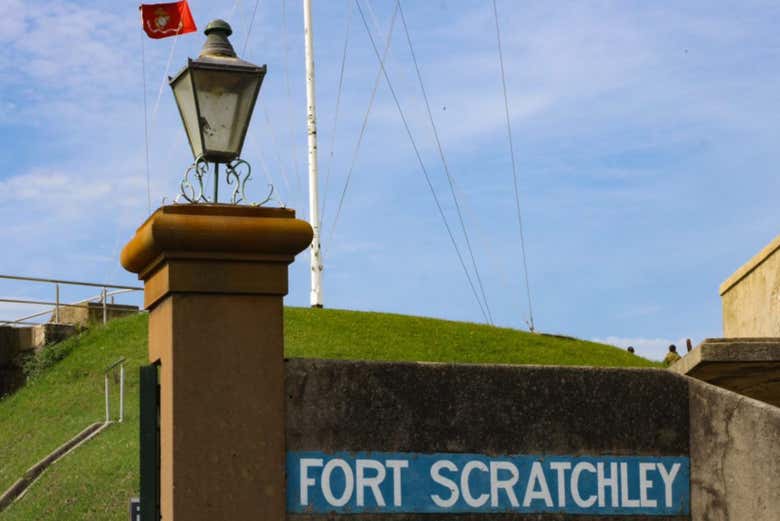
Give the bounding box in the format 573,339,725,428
121,204,312,521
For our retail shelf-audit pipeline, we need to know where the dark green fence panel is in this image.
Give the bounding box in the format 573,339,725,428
139,364,160,521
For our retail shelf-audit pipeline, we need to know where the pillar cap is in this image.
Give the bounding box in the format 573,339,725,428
121,205,313,277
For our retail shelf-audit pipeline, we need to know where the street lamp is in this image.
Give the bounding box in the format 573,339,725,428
169,19,268,204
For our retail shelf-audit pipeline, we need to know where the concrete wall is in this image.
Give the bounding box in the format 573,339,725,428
720,234,780,337
32,324,78,348
1,304,135,397
0,324,77,397
285,359,780,521
0,327,33,366
1,305,134,396
689,379,780,520
285,359,690,521
54,302,138,327
0,327,34,397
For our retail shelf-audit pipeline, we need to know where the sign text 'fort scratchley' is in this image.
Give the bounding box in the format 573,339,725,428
287,451,690,516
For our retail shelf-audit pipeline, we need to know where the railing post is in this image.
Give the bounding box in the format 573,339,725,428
104,373,110,423
54,283,60,324
119,363,125,423
102,287,108,324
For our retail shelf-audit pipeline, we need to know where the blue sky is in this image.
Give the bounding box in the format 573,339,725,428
1,0,779,360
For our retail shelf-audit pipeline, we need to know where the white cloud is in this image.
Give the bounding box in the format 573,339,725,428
0,170,111,204
0,160,150,271
11,1,134,86
0,0,26,44
0,1,146,132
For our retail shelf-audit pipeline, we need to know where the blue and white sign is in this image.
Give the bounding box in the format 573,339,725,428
287,451,689,516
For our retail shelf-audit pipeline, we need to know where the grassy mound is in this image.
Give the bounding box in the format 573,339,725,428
0,308,657,519
284,308,655,367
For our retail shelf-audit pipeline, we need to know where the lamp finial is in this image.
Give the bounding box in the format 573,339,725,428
200,19,236,58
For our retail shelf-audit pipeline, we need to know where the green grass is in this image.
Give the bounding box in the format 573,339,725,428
0,314,147,520
0,308,658,519
284,308,656,367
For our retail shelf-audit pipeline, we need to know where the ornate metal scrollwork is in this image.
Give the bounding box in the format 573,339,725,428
252,184,275,207
176,156,210,203
225,158,274,206
174,156,273,206
225,158,251,204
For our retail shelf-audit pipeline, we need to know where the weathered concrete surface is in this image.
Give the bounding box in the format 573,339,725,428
52,302,138,327
0,326,33,365
32,323,78,348
286,359,780,520
285,359,689,456
0,324,78,396
672,338,780,407
720,233,780,337
1,309,126,396
0,327,34,397
286,359,689,521
0,324,78,362
689,378,780,521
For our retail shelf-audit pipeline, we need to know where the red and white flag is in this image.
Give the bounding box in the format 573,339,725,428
140,1,197,39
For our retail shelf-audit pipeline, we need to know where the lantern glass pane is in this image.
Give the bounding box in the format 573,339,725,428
171,70,203,158
191,68,260,160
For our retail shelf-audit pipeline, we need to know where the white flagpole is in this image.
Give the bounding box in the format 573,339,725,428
303,0,323,308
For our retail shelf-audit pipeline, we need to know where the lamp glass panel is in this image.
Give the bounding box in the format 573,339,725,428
191,68,260,160
171,70,203,158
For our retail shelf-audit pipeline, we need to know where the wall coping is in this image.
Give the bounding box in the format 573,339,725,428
719,233,780,296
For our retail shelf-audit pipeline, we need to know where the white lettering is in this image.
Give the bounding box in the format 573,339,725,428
523,462,553,507
597,462,618,507
489,461,519,507
549,461,571,507
298,455,683,513
461,461,490,507
571,462,597,508
430,460,459,508
299,458,323,506
656,463,681,508
386,460,409,507
356,459,386,507
619,462,640,507
639,463,657,508
322,459,354,507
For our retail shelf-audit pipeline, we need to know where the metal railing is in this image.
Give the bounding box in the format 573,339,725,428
104,357,126,423
0,274,143,326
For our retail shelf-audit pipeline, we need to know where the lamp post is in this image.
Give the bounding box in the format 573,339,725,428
125,19,314,521
169,20,268,204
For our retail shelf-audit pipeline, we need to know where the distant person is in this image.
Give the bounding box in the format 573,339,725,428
627,346,635,354
663,344,681,367
686,338,693,352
